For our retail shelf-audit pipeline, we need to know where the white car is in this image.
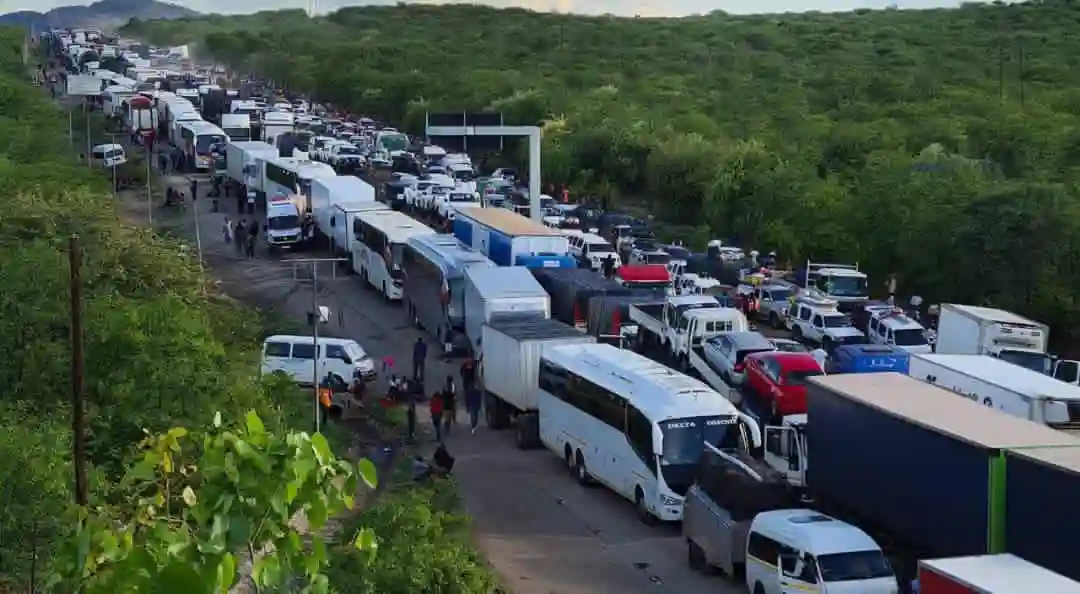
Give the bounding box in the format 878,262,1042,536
260,335,376,386
786,294,866,347
437,190,481,220
566,231,619,271
703,331,776,386
91,143,127,168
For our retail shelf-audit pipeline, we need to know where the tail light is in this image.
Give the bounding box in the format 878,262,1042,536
612,308,622,336
573,302,583,326
734,363,745,373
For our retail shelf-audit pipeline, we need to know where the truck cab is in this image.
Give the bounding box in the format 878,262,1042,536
936,303,1069,376
264,195,303,250
630,295,722,354
797,261,869,313
763,414,809,489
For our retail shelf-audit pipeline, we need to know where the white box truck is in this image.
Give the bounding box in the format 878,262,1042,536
309,176,380,253
225,141,277,190
479,317,595,447
910,353,1080,435
935,303,1053,375
463,266,550,357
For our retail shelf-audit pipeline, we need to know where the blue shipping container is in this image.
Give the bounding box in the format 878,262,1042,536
830,344,910,374
1004,446,1080,581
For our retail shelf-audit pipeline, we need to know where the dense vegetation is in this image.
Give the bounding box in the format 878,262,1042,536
1,27,493,592
123,3,1080,351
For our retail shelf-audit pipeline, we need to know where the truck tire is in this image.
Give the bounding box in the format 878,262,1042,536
687,540,707,571
575,451,591,486
515,413,539,450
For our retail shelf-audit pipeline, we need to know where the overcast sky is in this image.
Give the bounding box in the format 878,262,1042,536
0,0,976,17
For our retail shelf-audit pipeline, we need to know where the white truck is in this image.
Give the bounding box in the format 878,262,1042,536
909,353,1080,435
263,195,303,250
479,317,595,448
463,266,551,357
260,110,294,147
935,303,1055,375
225,141,277,195
309,176,382,256
630,295,750,367
220,113,251,142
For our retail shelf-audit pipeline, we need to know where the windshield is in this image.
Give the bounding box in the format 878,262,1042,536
453,168,474,181
337,146,360,155
786,369,824,386
390,244,407,279
824,275,869,297
817,551,894,582
94,149,123,159
646,252,671,265
823,315,851,328
1001,350,1053,375
379,133,408,152
196,134,226,153
768,288,794,301
892,328,928,346
268,215,300,230
659,416,742,495
587,243,614,254
224,127,250,141
450,193,475,202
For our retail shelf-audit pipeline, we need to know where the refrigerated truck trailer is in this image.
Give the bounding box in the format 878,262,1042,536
479,317,595,447
918,553,1080,594
1004,445,1080,582
804,373,1080,562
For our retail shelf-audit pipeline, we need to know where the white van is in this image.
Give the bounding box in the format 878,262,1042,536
745,509,896,594
260,335,376,386
91,143,127,168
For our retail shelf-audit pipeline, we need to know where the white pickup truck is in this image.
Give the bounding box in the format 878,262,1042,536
630,295,750,368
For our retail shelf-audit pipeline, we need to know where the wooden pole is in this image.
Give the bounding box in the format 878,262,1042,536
69,235,88,506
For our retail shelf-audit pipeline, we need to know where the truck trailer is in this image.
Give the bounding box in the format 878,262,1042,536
934,303,1053,375
1003,445,1080,582
918,553,1080,594
452,207,575,269
479,317,595,446
463,266,551,356
802,373,1080,562
531,267,630,330
309,176,379,253
910,353,1080,435
225,140,277,191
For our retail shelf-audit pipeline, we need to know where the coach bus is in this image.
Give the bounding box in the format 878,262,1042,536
353,210,436,301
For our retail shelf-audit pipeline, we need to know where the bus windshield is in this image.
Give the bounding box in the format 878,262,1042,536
196,134,226,154
659,415,741,495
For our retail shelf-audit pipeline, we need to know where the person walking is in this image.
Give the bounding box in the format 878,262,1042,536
442,375,457,435
429,390,444,441
460,358,476,391
404,379,417,441
412,337,427,382
235,219,246,253
465,384,482,434
245,221,258,258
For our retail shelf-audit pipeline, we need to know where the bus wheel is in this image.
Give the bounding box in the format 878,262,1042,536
382,282,389,301
635,488,655,525
564,445,574,474
574,451,591,486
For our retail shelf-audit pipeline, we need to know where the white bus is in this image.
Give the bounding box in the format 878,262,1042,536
353,210,436,301
261,157,336,211
537,343,760,523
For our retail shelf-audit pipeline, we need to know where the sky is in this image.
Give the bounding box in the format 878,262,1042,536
0,0,980,18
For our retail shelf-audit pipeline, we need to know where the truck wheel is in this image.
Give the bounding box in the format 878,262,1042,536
688,540,707,571
792,326,803,340
515,417,530,450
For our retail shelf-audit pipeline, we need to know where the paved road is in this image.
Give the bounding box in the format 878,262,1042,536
111,169,746,594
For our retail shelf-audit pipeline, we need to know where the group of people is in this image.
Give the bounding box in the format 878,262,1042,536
397,339,484,443
222,215,259,257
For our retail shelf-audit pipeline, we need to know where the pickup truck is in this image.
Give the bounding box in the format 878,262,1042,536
686,341,742,406
327,143,365,170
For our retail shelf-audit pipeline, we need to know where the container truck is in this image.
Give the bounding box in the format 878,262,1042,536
479,317,595,447
910,353,1080,435
934,304,1054,375
463,266,551,356
452,207,575,269
918,553,1080,594
1003,445,1080,582
791,373,1080,566
309,176,381,255
531,267,630,330
226,140,277,192
585,294,660,346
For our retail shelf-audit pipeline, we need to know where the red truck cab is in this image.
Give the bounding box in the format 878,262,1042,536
744,351,823,421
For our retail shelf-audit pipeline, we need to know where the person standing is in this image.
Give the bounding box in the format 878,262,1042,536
460,358,476,391
246,221,258,258
404,379,417,441
442,375,457,435
429,390,444,441
412,337,427,381
465,384,482,434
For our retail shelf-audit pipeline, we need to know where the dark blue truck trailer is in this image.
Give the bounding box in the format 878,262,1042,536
805,372,1079,560
1005,445,1080,581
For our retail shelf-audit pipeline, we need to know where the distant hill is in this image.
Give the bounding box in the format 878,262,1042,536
0,0,198,33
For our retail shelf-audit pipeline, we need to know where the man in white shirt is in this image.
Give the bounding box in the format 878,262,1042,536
810,347,828,373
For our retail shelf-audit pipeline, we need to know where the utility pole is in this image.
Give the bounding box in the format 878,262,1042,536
290,257,349,433
69,236,88,507
191,178,204,272
146,140,153,225
84,100,91,169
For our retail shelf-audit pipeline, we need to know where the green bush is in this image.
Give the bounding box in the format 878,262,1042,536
328,472,498,594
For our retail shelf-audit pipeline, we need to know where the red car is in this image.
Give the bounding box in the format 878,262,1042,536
744,352,824,421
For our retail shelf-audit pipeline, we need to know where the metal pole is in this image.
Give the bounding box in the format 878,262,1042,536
147,144,152,225
192,187,203,271
85,101,91,169
312,262,321,434
68,107,73,151
69,236,88,507
111,135,117,200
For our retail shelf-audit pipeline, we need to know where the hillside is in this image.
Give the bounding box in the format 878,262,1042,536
122,3,1080,350
1,0,197,32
